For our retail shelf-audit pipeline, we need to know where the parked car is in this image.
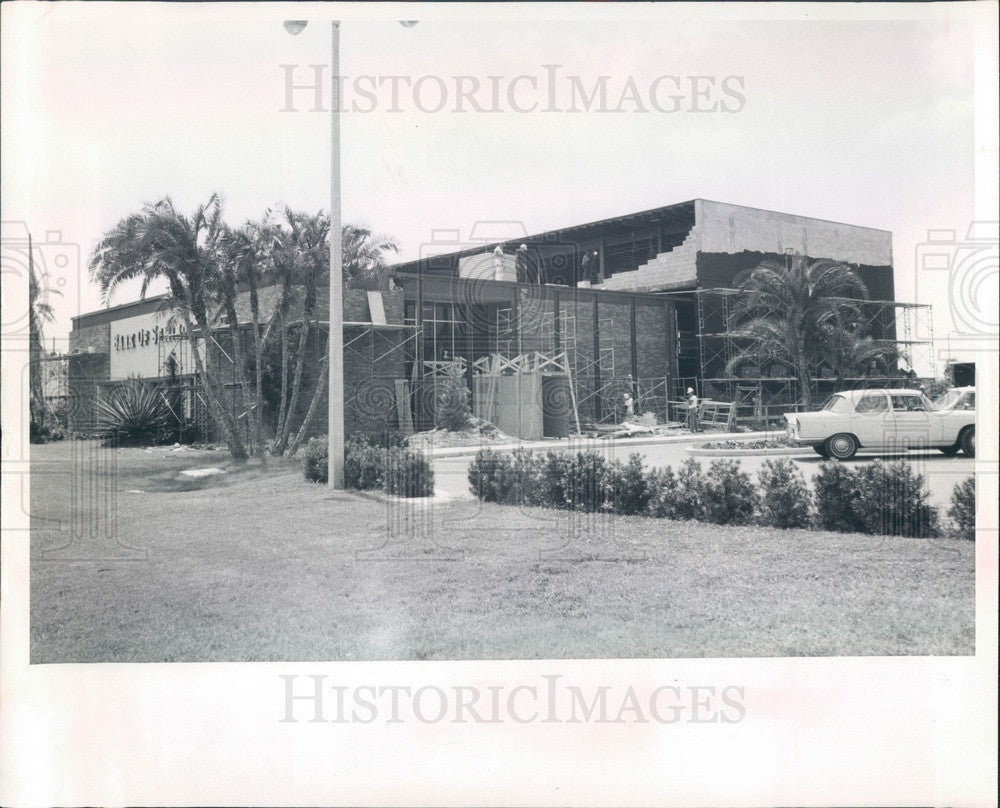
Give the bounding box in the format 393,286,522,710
784,388,975,460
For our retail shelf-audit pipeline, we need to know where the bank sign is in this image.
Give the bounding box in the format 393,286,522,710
109,310,199,381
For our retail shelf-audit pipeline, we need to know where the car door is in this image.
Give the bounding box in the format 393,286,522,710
889,393,933,448
851,392,891,447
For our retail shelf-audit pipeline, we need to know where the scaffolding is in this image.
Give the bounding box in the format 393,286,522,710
696,288,935,415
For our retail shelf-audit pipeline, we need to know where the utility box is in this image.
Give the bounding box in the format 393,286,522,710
474,373,543,439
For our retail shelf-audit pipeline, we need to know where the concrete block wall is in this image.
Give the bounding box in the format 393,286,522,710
695,199,892,267
602,227,700,292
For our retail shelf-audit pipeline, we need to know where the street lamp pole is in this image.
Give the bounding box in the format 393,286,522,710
285,20,416,488
283,17,343,488
327,20,345,488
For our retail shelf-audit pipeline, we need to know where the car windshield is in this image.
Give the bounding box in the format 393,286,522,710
933,389,974,410
821,394,852,413
933,390,962,409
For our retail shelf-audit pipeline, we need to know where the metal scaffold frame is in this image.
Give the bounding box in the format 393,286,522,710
695,288,936,412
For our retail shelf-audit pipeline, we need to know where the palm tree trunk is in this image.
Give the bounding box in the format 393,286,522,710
275,319,311,455
287,333,329,455
225,311,264,459
247,280,267,452
275,320,290,445
796,352,813,408
183,312,248,461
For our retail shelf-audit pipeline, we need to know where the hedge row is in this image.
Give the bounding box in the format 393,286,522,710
469,449,972,539
304,438,434,497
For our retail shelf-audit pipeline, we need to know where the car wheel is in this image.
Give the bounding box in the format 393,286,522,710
939,445,960,456
813,445,830,458
826,433,858,461
960,426,975,458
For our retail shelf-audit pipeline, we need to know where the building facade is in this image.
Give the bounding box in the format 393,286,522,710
66,200,931,440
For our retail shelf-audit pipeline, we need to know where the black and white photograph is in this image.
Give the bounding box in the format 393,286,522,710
1,1,996,805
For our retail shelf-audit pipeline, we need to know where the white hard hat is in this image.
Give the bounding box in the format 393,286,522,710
687,387,694,394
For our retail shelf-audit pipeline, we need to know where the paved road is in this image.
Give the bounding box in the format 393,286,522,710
432,441,973,509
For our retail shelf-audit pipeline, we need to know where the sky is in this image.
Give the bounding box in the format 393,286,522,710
2,2,996,369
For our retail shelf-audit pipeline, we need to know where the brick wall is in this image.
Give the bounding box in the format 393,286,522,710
634,303,669,380
68,322,110,355
67,352,110,434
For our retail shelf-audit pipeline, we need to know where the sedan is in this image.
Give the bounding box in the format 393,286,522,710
784,388,976,460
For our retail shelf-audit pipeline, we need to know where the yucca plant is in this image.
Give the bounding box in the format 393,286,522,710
94,380,172,446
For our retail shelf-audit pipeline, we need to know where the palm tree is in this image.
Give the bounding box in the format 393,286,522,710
813,314,900,385
89,195,250,460
29,254,59,431
725,255,869,407
342,225,399,290
270,209,329,454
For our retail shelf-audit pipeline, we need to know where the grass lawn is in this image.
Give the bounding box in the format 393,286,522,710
29,441,975,663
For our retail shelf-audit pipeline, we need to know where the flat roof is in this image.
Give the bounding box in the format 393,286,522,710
391,198,892,272
71,294,172,329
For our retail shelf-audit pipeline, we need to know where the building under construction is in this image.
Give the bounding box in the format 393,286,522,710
65,199,934,439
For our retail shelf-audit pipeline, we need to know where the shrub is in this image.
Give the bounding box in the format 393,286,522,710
344,440,385,490
350,430,406,449
542,451,574,509
948,476,975,541
854,460,939,538
646,466,680,519
703,460,758,525
30,403,67,444
306,439,434,497
561,451,611,512
606,453,651,515
468,448,513,503
673,459,708,521
699,436,796,451
384,448,434,498
757,459,813,529
303,437,328,483
509,448,548,507
435,377,472,432
93,380,172,446
813,462,866,533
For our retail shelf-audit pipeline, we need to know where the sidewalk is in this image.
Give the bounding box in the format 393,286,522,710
424,429,784,458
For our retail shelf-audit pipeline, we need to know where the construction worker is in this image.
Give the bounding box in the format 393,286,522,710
623,390,635,420
686,387,700,433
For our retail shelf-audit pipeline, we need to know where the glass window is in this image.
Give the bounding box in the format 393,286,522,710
933,389,961,409
855,394,888,413
822,394,852,413
959,391,975,410
890,394,927,412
